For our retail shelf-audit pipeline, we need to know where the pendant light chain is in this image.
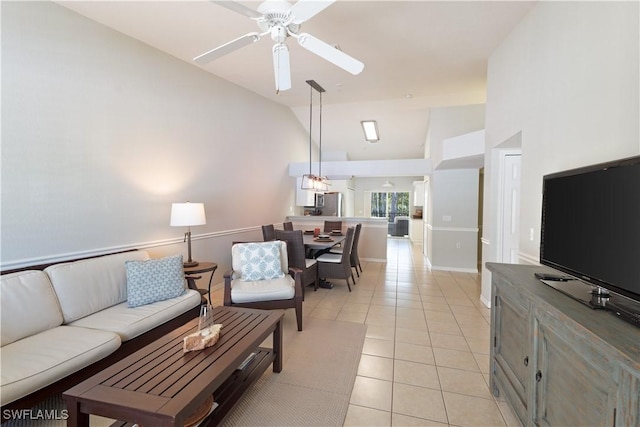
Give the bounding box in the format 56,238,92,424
319,90,322,179
308,83,313,176
301,80,327,191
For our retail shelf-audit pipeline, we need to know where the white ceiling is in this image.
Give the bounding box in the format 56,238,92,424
57,0,535,161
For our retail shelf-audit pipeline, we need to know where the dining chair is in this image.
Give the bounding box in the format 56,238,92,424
323,220,342,233
223,240,303,331
330,222,363,277
275,229,318,294
262,224,276,241
283,221,294,231
316,227,355,291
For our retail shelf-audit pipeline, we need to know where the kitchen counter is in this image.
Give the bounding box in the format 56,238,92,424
286,216,388,262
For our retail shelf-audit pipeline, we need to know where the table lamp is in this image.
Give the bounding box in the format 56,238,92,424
170,202,206,267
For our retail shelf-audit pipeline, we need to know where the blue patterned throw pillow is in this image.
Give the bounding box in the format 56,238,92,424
126,254,186,308
238,242,285,282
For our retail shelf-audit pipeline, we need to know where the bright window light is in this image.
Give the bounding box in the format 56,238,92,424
361,120,379,142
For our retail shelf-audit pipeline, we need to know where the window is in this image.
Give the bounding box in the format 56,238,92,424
369,192,410,221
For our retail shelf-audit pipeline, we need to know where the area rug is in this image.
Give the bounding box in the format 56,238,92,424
2,317,366,427
221,317,367,427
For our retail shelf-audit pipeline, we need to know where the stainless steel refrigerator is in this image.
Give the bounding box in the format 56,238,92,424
317,192,343,216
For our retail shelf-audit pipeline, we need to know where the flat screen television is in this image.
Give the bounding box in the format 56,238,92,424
540,155,640,324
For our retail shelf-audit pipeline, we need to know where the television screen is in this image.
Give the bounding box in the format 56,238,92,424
540,156,640,303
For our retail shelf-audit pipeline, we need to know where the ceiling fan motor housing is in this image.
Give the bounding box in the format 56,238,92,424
270,25,288,43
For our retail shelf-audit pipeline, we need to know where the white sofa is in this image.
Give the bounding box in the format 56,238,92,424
0,250,201,410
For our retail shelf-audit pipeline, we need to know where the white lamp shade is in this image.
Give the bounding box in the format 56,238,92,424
170,202,206,227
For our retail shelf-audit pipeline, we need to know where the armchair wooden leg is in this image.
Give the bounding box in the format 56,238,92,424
295,298,303,331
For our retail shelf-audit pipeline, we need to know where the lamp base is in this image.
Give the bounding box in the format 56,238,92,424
183,260,199,268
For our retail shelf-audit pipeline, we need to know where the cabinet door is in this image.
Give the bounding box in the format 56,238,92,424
491,278,530,425
533,309,617,427
413,181,425,206
616,368,640,426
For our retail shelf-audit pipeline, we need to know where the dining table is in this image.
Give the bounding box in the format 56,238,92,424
302,233,346,250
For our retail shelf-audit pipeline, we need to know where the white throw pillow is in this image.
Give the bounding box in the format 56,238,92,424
236,242,285,282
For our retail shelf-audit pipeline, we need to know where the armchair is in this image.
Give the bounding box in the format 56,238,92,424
388,216,409,237
223,241,303,331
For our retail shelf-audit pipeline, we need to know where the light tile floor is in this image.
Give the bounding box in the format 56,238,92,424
211,237,521,427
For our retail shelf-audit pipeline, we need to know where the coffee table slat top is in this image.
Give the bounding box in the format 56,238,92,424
63,306,283,426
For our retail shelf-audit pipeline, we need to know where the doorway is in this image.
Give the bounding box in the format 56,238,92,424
499,154,522,263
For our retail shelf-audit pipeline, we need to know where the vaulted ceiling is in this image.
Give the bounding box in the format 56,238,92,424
57,0,535,161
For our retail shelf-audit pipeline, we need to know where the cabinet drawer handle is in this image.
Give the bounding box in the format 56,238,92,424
536,370,542,382
523,356,529,367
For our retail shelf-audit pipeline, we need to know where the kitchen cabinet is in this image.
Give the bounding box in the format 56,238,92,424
413,181,425,206
295,177,315,206
488,263,640,427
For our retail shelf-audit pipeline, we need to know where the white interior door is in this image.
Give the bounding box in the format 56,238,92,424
501,154,521,263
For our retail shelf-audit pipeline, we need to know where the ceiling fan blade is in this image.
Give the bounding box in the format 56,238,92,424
211,1,263,19
289,0,335,24
194,32,261,64
296,33,364,75
272,43,292,92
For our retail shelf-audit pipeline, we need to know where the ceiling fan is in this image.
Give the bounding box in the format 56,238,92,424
194,0,364,92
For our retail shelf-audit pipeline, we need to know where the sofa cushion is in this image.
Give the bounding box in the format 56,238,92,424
232,241,288,281
125,254,186,308
1,271,63,347
230,275,295,304
45,251,149,323
69,289,201,341
0,326,121,406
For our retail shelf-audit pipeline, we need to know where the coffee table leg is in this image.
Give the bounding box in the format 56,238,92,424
65,399,89,427
273,319,283,373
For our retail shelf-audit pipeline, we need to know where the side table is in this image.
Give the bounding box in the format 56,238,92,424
184,262,217,304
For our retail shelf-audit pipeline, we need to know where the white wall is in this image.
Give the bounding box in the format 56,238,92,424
428,104,486,168
1,2,310,278
481,1,640,305
426,169,479,272
423,104,485,272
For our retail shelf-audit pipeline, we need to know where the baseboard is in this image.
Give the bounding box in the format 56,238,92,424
361,257,387,263
430,265,479,274
480,294,492,308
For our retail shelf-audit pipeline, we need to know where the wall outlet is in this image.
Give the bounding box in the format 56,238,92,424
456,242,461,249
443,215,452,222
529,228,534,241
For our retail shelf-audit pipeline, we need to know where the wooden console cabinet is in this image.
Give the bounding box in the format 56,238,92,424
487,263,640,427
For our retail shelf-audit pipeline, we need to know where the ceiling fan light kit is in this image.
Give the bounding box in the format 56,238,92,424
195,0,364,91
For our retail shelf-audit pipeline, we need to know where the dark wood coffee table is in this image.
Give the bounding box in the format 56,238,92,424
63,306,283,427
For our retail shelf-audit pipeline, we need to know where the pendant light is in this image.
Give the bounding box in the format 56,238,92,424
301,80,328,191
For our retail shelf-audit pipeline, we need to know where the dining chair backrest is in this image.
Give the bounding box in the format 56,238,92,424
275,229,319,293
262,224,276,241
283,221,294,231
351,223,362,262
338,227,355,264
347,223,363,275
324,220,342,233
274,229,305,270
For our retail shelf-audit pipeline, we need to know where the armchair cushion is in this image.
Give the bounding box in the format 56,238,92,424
125,255,186,308
233,242,287,282
230,275,296,304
